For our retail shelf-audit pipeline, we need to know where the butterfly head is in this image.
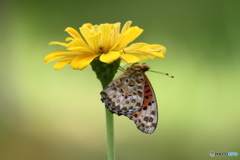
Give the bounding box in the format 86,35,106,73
125,63,150,73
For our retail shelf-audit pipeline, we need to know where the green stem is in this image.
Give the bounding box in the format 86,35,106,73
104,99,115,160
101,80,115,160
91,59,120,160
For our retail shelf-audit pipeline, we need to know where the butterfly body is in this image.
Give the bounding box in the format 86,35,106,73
100,63,158,134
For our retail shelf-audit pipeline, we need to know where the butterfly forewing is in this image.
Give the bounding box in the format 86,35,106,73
100,63,158,134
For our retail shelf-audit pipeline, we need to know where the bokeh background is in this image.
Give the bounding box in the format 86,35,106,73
1,0,239,160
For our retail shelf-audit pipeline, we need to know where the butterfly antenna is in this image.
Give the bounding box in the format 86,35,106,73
149,70,174,78
118,66,125,72
115,49,127,72
108,49,129,72
107,61,125,72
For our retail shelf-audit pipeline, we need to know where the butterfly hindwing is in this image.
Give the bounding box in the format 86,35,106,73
100,63,159,134
100,70,145,115
127,74,158,134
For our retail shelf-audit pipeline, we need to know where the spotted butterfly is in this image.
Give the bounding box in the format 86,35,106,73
100,63,170,134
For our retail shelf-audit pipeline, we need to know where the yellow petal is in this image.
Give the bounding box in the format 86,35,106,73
133,54,155,61
44,51,77,62
65,37,74,41
71,53,98,70
141,51,165,58
49,41,68,47
113,22,120,29
80,25,93,45
88,32,101,52
124,43,166,60
138,45,166,58
120,53,139,63
99,24,111,51
109,23,120,47
121,21,132,34
124,43,148,51
54,58,72,70
67,38,89,48
92,25,99,33
81,23,94,30
119,27,143,48
140,44,166,54
67,46,93,53
44,56,67,64
111,27,143,50
65,27,89,47
65,27,81,38
120,59,128,64
100,51,120,63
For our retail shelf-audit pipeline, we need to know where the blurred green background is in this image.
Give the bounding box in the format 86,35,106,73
1,0,239,160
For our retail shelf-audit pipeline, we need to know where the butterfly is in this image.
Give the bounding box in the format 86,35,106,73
100,63,172,134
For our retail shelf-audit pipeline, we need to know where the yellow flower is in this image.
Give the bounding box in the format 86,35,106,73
44,21,166,70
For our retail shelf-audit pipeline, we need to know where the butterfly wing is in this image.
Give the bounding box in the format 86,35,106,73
126,73,158,134
100,71,145,116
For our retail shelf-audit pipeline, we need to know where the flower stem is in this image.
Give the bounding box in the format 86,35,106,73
91,58,120,160
104,104,115,160
101,79,115,160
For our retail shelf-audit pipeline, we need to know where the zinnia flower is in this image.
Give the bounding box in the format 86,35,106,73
44,21,166,70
